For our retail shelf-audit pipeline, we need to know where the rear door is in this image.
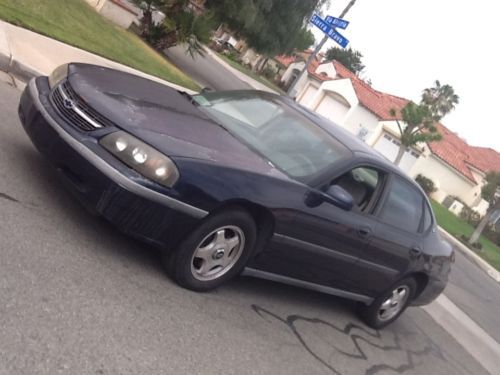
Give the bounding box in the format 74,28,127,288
351,174,426,296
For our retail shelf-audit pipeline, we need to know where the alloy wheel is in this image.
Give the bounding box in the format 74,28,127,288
378,286,410,321
190,226,245,281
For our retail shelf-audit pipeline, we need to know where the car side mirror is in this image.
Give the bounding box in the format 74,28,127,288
304,185,354,211
324,185,354,211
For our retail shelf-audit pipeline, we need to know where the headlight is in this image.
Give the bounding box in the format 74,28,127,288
100,131,180,188
48,63,69,89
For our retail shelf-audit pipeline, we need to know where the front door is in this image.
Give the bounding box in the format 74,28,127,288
251,166,387,296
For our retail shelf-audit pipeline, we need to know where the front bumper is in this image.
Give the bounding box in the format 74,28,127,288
18,77,207,248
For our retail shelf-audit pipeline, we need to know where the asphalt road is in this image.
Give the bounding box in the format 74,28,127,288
0,79,491,375
164,45,253,91
447,250,500,343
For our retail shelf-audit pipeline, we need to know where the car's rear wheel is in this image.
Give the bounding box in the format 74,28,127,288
358,277,417,329
166,209,257,292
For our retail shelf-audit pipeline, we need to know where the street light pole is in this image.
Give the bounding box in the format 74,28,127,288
287,0,358,98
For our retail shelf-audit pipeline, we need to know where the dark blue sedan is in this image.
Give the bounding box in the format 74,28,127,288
18,63,453,328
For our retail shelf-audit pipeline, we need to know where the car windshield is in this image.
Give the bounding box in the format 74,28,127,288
193,91,350,180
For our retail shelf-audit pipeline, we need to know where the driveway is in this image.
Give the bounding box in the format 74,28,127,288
0,80,491,375
164,44,253,91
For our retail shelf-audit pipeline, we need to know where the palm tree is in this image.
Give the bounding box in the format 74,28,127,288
422,80,460,120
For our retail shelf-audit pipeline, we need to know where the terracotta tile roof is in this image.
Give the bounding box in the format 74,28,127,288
331,60,408,120
427,124,500,182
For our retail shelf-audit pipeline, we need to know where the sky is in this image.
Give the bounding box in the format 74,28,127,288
311,0,499,150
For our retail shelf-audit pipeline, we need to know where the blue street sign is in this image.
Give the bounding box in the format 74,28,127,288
310,14,350,48
325,15,349,30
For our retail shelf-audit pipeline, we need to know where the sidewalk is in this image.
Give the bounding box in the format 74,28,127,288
0,20,196,94
204,47,278,93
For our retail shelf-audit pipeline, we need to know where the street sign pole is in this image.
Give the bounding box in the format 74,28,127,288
287,0,358,98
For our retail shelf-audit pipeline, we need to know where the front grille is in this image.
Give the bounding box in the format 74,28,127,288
51,80,114,131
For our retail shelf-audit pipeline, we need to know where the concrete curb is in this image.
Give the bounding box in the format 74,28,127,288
439,227,500,283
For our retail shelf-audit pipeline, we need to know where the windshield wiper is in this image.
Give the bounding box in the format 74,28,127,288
177,91,199,106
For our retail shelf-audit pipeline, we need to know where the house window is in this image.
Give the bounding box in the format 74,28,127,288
383,134,392,141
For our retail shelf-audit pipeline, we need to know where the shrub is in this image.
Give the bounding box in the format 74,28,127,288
484,226,500,246
415,174,436,196
471,241,483,250
262,66,277,80
459,206,481,227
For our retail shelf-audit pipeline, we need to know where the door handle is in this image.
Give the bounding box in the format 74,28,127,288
409,247,422,258
357,226,372,238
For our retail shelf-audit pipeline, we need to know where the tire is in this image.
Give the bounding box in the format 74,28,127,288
165,209,257,292
358,277,417,329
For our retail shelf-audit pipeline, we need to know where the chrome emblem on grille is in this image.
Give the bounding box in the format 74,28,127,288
63,98,74,109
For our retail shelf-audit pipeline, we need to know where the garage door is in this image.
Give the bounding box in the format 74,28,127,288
373,133,419,173
315,94,349,124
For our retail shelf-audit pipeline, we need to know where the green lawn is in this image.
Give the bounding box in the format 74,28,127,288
0,0,199,90
431,200,500,271
216,53,285,94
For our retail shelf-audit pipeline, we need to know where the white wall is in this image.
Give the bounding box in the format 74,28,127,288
316,63,337,78
344,106,380,143
409,154,477,206
100,0,137,28
84,0,106,12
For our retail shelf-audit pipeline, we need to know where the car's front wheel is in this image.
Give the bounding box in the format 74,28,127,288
166,209,257,292
358,277,417,329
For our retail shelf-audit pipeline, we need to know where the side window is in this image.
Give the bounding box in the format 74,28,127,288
379,176,423,233
422,202,433,232
331,167,383,212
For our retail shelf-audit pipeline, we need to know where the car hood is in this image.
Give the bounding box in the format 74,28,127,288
67,64,287,178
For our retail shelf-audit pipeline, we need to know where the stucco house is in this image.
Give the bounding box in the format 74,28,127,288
281,57,500,216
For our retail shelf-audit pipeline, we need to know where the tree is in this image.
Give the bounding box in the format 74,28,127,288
325,47,365,75
131,0,166,37
206,0,326,56
390,80,459,166
132,0,216,57
469,172,500,245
